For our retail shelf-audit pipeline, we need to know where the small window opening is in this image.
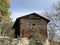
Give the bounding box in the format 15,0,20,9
31,24,35,30
33,24,35,26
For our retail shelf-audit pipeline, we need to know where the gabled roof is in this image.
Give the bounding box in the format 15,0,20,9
12,13,50,29
19,13,50,22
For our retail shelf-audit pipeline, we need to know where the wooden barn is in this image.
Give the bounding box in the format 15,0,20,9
12,13,50,38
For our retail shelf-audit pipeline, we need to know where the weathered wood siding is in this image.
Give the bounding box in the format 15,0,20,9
20,15,47,38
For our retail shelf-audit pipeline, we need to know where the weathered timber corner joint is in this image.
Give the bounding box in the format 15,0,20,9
12,13,50,38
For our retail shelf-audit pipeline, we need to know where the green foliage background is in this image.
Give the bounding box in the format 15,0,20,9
0,0,14,38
